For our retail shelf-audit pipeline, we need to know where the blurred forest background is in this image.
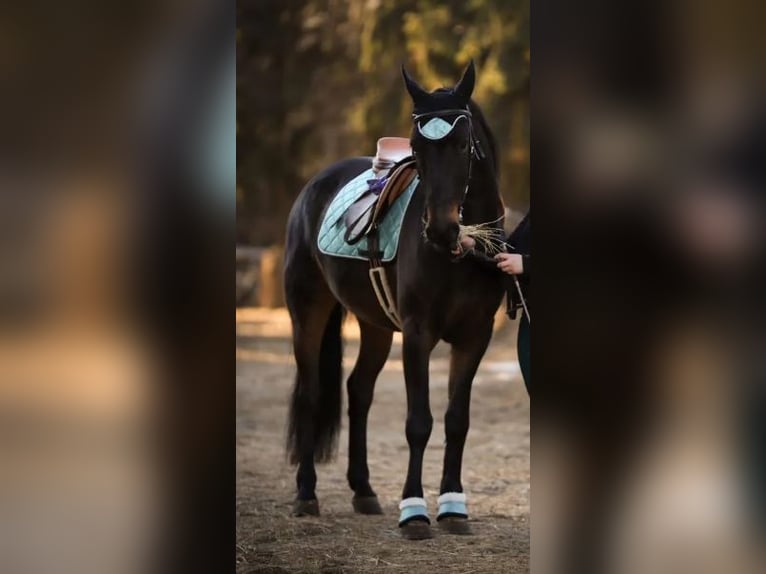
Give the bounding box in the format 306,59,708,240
237,0,529,246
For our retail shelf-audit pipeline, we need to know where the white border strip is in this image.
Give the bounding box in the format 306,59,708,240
437,492,466,504
399,497,428,510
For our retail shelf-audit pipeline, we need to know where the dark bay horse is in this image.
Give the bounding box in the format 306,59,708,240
284,61,505,539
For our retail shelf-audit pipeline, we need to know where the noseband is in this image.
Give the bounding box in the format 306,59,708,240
411,108,485,223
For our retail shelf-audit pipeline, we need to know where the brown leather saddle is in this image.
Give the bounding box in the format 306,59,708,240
343,158,417,245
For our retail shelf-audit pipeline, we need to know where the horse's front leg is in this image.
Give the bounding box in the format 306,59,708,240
399,323,437,539
438,325,493,534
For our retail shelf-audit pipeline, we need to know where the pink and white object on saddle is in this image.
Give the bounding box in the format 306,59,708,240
373,137,412,176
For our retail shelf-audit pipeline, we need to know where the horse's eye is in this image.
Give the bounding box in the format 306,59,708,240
459,140,470,154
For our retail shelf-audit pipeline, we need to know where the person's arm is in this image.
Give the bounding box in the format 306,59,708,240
494,212,530,275
461,233,530,276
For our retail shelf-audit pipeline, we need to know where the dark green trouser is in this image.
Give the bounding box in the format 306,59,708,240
517,314,530,394
744,382,766,535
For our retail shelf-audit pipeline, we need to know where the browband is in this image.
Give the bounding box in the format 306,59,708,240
411,108,472,122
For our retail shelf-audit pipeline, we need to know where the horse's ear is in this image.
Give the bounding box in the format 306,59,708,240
453,60,476,102
401,65,429,107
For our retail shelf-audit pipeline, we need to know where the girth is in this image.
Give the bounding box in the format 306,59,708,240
364,228,403,330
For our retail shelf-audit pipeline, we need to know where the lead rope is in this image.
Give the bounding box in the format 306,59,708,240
511,275,531,324
502,241,531,324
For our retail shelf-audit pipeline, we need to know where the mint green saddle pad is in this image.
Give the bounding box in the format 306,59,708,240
317,166,419,262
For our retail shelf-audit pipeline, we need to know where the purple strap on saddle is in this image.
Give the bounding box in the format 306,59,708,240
366,177,388,195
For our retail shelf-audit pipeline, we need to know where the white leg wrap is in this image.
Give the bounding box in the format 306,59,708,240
437,491,468,519
398,497,428,510
437,492,467,504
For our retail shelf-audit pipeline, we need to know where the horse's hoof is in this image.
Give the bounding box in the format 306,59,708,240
438,516,472,535
400,520,433,540
352,495,383,515
292,498,320,517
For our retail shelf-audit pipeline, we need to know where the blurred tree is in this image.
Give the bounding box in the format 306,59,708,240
237,0,528,245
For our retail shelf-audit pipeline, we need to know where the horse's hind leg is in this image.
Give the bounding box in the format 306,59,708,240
285,249,342,516
347,320,392,514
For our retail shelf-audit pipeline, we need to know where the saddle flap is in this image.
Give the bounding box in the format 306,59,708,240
317,166,419,263
373,162,417,222
342,158,417,245
343,191,378,244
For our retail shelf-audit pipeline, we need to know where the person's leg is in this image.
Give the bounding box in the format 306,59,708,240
517,314,530,394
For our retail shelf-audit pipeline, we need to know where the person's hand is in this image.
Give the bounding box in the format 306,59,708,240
452,234,475,255
459,235,476,250
494,252,524,275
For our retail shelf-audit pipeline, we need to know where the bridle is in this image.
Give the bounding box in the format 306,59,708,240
410,107,486,223
410,107,526,322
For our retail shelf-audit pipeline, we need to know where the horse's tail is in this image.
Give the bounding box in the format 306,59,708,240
287,303,345,464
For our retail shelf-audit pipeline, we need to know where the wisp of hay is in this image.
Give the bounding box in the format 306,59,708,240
419,214,507,255
459,216,506,255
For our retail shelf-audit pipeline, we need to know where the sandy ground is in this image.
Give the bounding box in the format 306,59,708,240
236,307,529,573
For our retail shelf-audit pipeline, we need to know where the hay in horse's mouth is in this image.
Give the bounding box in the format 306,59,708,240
458,220,506,255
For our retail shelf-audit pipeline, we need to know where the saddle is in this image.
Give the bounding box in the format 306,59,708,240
343,147,417,245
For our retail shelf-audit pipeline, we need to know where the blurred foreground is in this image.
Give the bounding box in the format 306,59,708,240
533,1,765,572
0,1,233,573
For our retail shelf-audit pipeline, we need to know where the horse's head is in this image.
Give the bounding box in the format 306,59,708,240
402,61,477,252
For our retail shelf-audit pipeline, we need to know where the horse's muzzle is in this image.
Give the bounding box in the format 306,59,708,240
425,222,460,252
